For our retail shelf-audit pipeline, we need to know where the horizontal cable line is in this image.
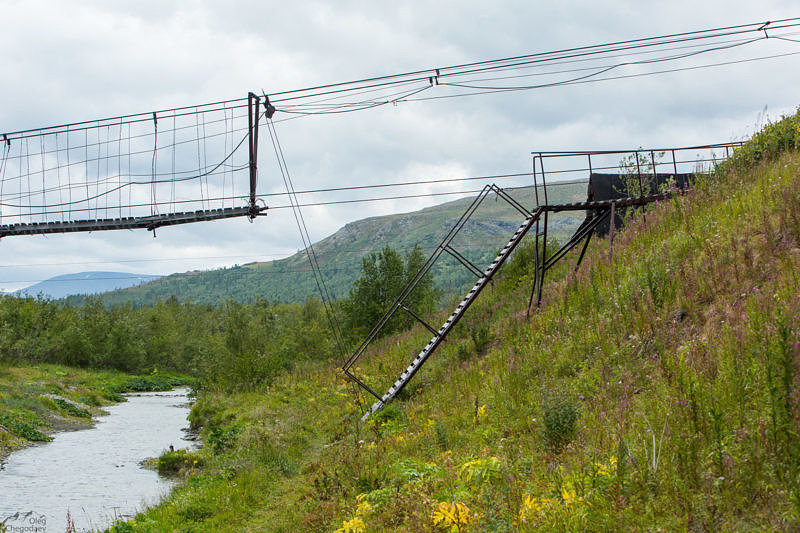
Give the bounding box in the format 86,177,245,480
0,239,520,271
403,50,800,103
435,37,764,91
439,34,764,81
3,102,249,141
264,21,800,106
0,149,728,221
4,18,798,137
0,179,586,220
1,111,249,163
0,169,543,213
265,19,799,101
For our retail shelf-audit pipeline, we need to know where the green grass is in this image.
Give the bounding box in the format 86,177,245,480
113,110,800,531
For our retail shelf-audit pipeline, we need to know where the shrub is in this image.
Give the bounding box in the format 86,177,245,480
542,396,578,451
207,424,242,453
52,398,91,418
157,448,203,475
0,413,51,442
113,376,173,393
471,324,493,354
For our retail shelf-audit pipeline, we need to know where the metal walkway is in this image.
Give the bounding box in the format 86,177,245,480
0,205,266,238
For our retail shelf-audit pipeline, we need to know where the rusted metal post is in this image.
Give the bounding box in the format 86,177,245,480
650,150,658,193
536,210,548,306
609,201,616,262
635,149,643,200
539,153,548,206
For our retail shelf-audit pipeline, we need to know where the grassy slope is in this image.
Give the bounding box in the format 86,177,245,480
94,183,585,306
0,365,192,459
122,148,800,531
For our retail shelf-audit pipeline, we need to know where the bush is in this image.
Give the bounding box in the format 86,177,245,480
112,375,172,393
52,398,91,418
542,396,578,451
207,424,241,453
0,413,51,442
157,448,203,475
471,324,493,354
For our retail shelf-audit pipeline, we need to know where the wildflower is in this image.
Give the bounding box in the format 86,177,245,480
355,499,372,516
561,485,582,506
594,456,617,478
476,404,488,421
335,516,366,533
518,495,555,523
459,456,501,485
432,501,475,530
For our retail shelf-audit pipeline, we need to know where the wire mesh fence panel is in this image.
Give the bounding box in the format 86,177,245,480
0,99,260,233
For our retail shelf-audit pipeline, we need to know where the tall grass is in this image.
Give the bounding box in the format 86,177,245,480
122,112,800,531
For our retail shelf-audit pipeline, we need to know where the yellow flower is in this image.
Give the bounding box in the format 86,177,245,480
335,516,366,533
355,500,372,516
476,404,488,420
518,494,555,523
594,456,617,478
432,501,475,529
561,485,582,506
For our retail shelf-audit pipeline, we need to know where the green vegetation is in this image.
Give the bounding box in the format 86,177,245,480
0,294,338,391
157,448,204,476
101,110,800,530
344,244,439,338
3,109,799,530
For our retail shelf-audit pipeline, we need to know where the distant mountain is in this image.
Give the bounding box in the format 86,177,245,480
14,271,161,299
91,183,588,306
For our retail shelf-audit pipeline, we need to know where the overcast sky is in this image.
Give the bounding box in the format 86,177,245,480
1,1,799,293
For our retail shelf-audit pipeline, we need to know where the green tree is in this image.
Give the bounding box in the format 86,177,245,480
344,244,439,339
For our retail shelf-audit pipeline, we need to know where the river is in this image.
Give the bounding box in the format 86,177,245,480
0,388,195,532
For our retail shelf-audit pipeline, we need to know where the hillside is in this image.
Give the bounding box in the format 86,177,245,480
120,113,800,531
13,271,160,299
93,182,586,306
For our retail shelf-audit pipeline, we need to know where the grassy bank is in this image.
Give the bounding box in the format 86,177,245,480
115,117,800,531
118,114,800,530
0,364,193,460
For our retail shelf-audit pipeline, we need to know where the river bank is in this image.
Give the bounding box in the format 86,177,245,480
0,363,193,462
1,386,197,532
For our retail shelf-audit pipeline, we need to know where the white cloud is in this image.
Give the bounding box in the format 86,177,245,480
1,0,799,291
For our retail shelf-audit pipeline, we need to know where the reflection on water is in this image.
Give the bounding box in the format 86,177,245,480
0,388,194,532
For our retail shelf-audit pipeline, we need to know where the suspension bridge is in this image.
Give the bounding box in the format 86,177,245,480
1,18,796,417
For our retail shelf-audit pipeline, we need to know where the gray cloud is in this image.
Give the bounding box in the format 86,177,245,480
1,0,799,291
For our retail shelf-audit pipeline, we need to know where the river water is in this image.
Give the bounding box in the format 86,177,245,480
0,388,195,532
